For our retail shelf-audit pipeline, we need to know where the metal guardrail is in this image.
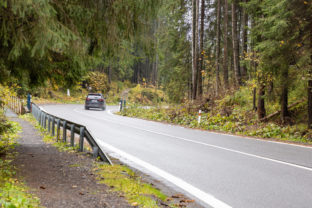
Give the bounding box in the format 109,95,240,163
31,103,112,164
8,96,26,115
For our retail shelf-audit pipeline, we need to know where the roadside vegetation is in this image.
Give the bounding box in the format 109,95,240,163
94,164,168,208
120,81,312,145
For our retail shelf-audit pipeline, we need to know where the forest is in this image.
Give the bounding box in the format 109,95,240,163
1,1,312,207
1,0,312,136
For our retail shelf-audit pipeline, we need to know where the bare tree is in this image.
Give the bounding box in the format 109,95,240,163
241,0,248,80
308,24,312,128
281,67,289,123
257,83,266,119
192,0,198,99
198,0,205,98
215,0,221,95
232,0,242,86
223,0,229,89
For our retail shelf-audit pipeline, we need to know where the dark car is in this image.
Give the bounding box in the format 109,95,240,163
85,93,106,110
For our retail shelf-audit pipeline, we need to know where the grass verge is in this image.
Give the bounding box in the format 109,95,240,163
94,164,169,208
119,105,312,145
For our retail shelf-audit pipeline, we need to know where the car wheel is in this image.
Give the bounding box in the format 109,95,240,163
101,107,105,111
85,107,89,110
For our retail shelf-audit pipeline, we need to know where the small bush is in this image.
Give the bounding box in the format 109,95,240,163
128,85,165,104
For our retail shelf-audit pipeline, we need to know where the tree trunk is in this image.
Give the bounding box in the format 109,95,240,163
257,83,266,119
137,61,140,84
308,73,312,129
253,87,257,111
192,0,198,100
198,0,205,98
223,0,229,90
281,68,289,123
250,18,257,77
196,0,200,95
232,0,242,87
308,24,312,129
154,53,159,87
215,0,221,95
108,66,112,84
241,0,248,81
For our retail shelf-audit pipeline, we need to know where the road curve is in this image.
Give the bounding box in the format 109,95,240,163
42,104,312,208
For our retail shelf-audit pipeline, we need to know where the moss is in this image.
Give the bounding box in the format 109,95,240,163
94,163,168,208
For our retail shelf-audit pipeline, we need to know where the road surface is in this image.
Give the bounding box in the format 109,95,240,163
42,104,312,208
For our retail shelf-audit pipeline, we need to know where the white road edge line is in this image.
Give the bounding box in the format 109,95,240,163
74,108,312,172
96,139,232,208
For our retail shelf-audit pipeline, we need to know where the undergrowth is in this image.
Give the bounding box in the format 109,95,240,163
119,85,312,145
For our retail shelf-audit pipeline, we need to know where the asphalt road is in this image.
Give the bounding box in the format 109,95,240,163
42,104,312,208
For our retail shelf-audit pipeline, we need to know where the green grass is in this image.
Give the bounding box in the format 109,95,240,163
94,163,168,208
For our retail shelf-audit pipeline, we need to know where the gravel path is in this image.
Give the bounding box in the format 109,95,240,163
10,117,131,208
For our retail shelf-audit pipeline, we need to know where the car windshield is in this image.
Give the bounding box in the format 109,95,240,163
87,95,102,99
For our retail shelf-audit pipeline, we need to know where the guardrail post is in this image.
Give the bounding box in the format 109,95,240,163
35,107,38,120
42,113,44,127
19,99,21,114
79,127,84,152
56,119,60,141
48,116,51,133
17,99,19,114
70,124,75,146
41,113,44,127
20,99,22,114
14,97,16,113
38,111,42,125
40,112,42,126
93,146,99,158
39,112,42,126
32,104,35,118
52,117,55,136
63,121,67,142
13,96,15,113
119,99,123,112
43,113,47,129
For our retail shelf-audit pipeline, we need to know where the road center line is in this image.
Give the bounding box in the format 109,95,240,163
73,107,312,172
